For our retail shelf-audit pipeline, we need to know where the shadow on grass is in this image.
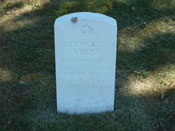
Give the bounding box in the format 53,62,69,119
117,32,175,72
0,0,175,130
115,32,175,130
4,1,25,10
55,0,175,31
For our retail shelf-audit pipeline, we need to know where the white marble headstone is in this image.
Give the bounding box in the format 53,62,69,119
54,12,117,114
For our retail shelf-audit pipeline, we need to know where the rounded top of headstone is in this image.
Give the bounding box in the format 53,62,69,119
54,12,117,27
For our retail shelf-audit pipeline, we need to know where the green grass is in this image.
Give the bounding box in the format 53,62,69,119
0,0,175,130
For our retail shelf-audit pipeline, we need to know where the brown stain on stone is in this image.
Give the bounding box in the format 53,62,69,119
71,17,78,23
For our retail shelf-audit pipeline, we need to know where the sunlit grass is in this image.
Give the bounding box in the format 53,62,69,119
118,16,175,50
0,68,12,81
0,1,50,33
127,65,175,96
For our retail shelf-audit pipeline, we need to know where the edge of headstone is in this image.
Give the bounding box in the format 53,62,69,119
54,12,117,27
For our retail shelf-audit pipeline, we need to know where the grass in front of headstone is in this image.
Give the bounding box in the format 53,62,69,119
0,0,175,130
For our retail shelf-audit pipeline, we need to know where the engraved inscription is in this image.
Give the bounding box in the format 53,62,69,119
81,25,92,36
59,66,114,88
69,40,96,47
73,49,97,55
67,40,103,55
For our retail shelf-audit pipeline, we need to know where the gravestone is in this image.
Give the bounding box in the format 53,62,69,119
54,12,117,114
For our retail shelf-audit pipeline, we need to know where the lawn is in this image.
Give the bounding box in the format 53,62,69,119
0,0,175,130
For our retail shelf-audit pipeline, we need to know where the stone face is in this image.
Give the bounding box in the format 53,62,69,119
54,12,117,114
